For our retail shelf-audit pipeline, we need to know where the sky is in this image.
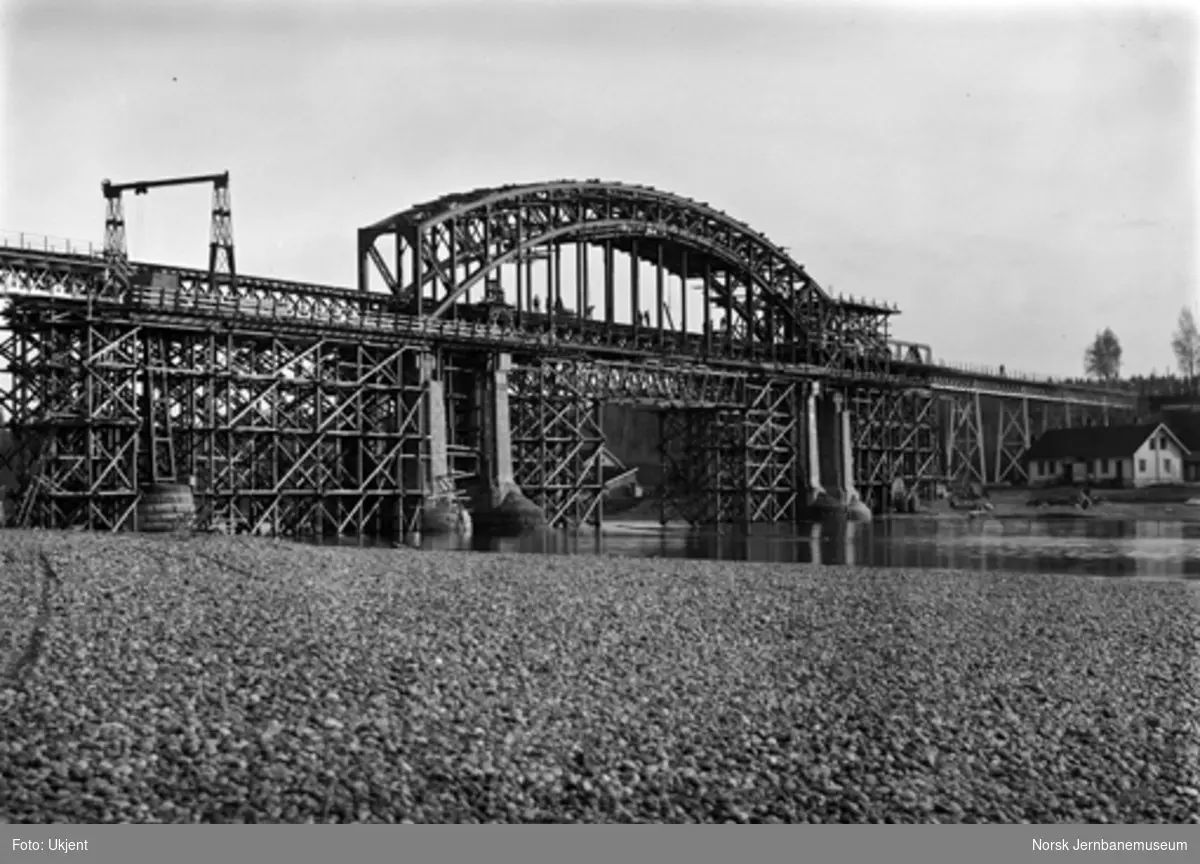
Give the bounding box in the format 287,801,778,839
2,0,1197,378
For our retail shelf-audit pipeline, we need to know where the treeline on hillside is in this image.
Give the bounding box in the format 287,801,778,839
1074,306,1200,396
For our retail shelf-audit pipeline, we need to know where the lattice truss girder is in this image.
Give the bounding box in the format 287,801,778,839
131,262,391,316
0,244,394,323
0,251,106,301
508,362,606,528
358,181,884,351
560,360,748,407
849,386,939,499
3,247,1145,416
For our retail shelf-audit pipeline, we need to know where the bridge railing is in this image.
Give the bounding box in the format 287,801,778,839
0,231,104,259
932,357,1051,382
888,341,1116,390
927,356,1135,393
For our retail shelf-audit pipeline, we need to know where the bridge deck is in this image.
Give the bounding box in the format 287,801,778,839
0,245,1135,409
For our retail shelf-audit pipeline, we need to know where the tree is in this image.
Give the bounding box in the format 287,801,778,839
1170,305,1200,382
1083,328,1122,381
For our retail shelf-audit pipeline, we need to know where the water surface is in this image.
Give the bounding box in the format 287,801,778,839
398,516,1200,580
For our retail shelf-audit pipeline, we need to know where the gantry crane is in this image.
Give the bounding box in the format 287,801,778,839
100,171,238,485
101,170,237,294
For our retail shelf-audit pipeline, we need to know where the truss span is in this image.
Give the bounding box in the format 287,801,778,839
358,180,899,355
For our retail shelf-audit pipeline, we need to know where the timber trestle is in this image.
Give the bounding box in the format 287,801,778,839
1,178,1136,535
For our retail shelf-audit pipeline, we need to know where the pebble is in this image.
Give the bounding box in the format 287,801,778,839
0,531,1195,823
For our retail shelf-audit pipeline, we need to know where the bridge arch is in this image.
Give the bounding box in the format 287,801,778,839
357,180,895,347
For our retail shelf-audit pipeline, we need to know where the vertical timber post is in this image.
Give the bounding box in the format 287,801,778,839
974,391,987,486
1021,396,1031,483
943,398,954,484
993,401,1004,486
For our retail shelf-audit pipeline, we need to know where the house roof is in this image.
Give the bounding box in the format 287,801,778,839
1162,412,1200,450
1024,422,1190,461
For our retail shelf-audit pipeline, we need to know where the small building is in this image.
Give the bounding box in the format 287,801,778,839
1185,452,1200,483
1160,408,1200,483
1023,422,1191,488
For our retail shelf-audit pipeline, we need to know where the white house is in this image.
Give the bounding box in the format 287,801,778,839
1024,422,1190,488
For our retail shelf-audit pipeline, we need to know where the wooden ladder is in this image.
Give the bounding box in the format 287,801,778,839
15,458,47,528
143,335,177,484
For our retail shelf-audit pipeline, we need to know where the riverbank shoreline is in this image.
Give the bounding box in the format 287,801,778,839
602,488,1200,526
2,530,1196,823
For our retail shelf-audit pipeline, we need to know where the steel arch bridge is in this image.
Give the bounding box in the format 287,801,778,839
357,180,898,373
0,175,1136,536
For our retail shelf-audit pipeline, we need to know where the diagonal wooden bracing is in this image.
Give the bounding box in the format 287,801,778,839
2,214,1140,535
508,362,607,528
194,337,428,537
743,380,800,523
943,390,988,488
0,304,141,529
506,360,755,528
0,297,434,537
658,408,741,526
850,387,940,508
655,376,801,526
994,397,1032,485
938,392,1136,488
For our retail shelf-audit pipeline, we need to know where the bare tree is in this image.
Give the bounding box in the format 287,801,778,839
1084,328,1122,381
1170,305,1200,383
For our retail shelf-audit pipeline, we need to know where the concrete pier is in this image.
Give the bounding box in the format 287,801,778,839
807,387,872,522
405,353,469,539
834,392,872,521
804,381,825,506
469,352,546,535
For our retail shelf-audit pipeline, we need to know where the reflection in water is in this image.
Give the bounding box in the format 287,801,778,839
398,516,1200,580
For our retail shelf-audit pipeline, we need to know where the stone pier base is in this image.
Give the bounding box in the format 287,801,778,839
804,487,873,523
421,494,473,537
468,480,547,537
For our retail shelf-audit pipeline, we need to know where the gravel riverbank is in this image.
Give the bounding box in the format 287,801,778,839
2,530,1197,823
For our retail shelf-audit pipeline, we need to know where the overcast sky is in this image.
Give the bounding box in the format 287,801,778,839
2,0,1196,377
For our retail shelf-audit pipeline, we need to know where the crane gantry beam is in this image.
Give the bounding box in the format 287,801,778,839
100,170,236,299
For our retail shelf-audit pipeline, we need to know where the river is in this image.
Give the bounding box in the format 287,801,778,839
383,515,1200,581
